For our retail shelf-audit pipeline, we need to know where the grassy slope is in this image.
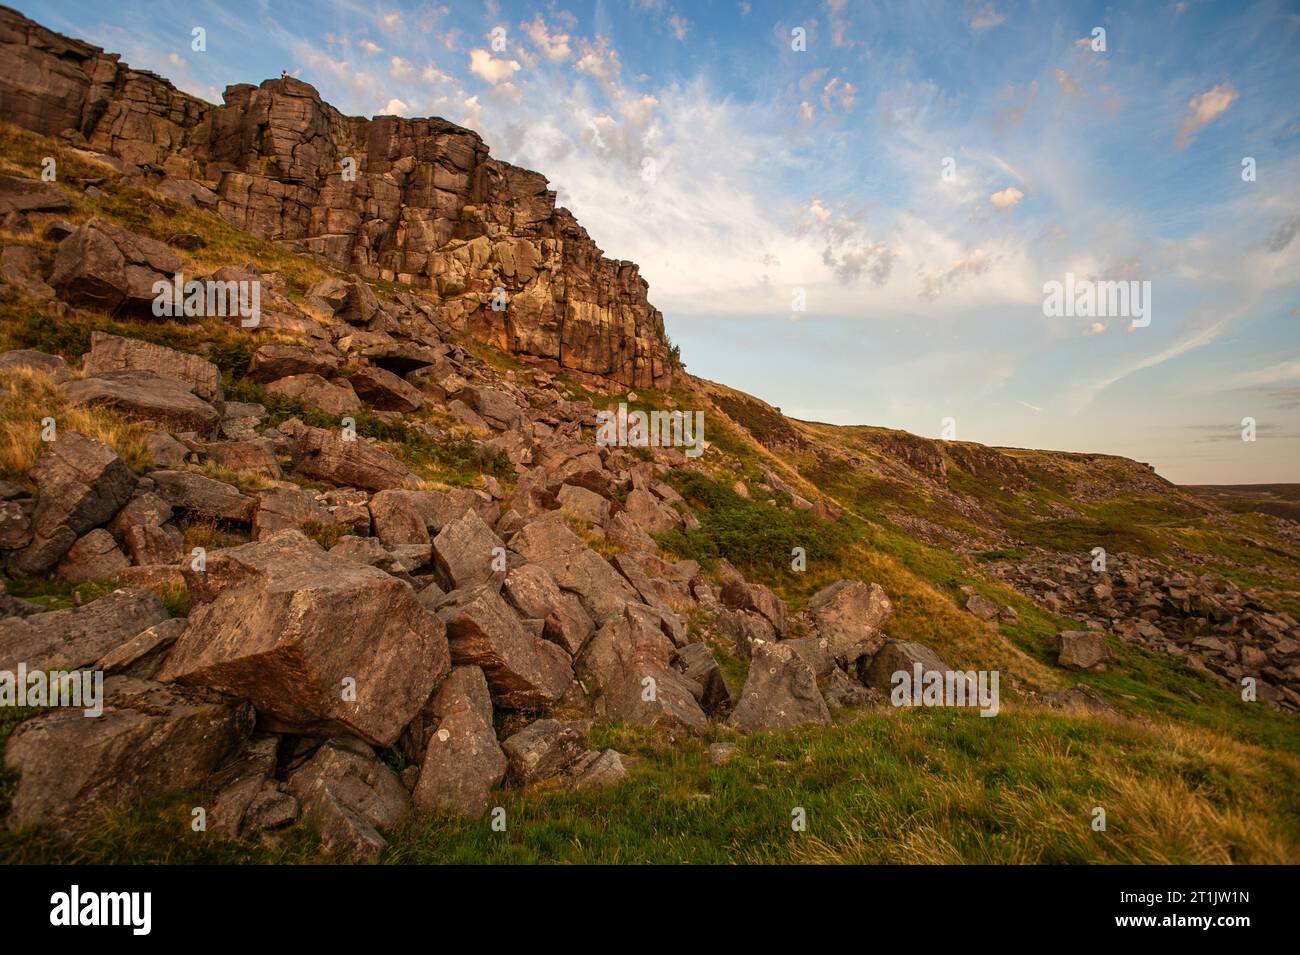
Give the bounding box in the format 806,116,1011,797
0,122,1297,863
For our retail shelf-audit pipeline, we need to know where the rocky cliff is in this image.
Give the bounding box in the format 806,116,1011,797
0,4,672,391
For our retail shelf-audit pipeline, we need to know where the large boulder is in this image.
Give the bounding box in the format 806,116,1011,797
860,640,957,692
54,527,129,582
729,640,831,733
287,422,411,492
0,348,72,382
405,666,506,815
351,366,424,413
267,374,360,416
251,486,330,538
437,584,572,709
0,174,72,215
806,579,891,660
248,342,341,382
9,431,135,575
83,332,223,403
509,516,637,624
63,371,221,435
720,580,788,636
287,737,410,862
150,469,255,523
1057,631,1115,672
501,718,590,785
502,563,595,656
0,586,169,673
369,489,430,548
577,603,708,733
4,677,253,830
49,217,182,315
432,509,504,589
621,487,681,535
157,530,450,746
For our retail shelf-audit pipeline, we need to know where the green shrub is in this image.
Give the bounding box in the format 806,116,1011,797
656,470,852,575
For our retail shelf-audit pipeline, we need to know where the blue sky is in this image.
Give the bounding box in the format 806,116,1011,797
33,0,1300,483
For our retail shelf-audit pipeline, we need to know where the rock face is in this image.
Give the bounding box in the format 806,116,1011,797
0,7,672,391
157,530,450,746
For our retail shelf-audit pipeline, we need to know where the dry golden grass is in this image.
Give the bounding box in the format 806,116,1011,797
0,367,153,479
786,708,1300,865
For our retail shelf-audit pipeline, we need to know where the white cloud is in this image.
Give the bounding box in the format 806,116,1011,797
469,48,521,85
969,4,1005,31
358,39,383,55
990,186,1024,209
1175,83,1238,148
389,56,415,82
382,98,408,116
522,15,572,62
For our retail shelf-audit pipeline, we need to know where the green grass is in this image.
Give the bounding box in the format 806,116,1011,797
4,707,1296,864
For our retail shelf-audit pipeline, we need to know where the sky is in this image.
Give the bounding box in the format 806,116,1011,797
32,0,1300,484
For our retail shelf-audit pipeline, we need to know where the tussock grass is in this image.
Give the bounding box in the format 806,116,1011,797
0,367,152,478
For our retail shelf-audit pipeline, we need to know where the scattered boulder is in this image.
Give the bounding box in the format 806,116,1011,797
287,422,411,492
671,641,733,714
437,583,572,709
720,580,787,636
510,516,637,624
501,718,590,785
728,640,831,732
49,217,182,314
432,509,504,589
157,530,450,746
10,431,135,575
54,527,128,582
351,366,424,413
806,579,891,660
502,563,594,656
84,332,222,402
287,737,410,862
150,469,255,523
4,677,253,831
965,594,1000,622
860,640,959,693
0,586,169,673
1057,631,1115,672
405,666,506,816
266,374,359,416
64,371,221,435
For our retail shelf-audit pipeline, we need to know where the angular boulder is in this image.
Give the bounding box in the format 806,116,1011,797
1057,631,1115,672
806,579,891,660
287,737,410,862
157,530,450,746
288,423,411,492
729,640,831,733
0,586,169,673
4,677,253,830
437,584,572,709
84,331,223,403
405,666,506,816
10,431,135,575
